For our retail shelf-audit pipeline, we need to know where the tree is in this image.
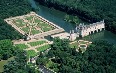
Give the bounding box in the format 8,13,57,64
0,39,16,60
64,14,69,22
4,49,40,73
0,0,32,40
4,60,18,73
73,16,79,24
35,0,116,34
47,38,116,72
15,49,28,69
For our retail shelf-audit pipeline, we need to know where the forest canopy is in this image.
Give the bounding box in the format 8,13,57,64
35,0,116,34
0,39,16,60
0,0,32,40
36,38,116,73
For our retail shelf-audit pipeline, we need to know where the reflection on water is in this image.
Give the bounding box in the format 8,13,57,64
80,30,116,44
28,0,116,44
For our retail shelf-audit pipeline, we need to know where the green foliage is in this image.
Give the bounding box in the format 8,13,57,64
46,38,116,73
35,0,116,34
15,19,26,27
21,27,30,32
15,49,28,69
0,0,32,40
46,60,59,72
0,39,16,60
15,44,28,50
31,29,41,35
36,53,48,65
36,45,50,52
69,42,78,48
38,23,54,32
4,49,40,73
4,60,19,73
28,40,46,46
27,50,37,57
64,15,80,24
0,57,14,72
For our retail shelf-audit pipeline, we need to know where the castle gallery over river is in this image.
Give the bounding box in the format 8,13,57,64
5,12,105,41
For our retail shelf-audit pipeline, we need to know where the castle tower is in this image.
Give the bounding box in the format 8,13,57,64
69,30,77,41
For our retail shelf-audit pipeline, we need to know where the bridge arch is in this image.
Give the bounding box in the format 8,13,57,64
77,20,105,37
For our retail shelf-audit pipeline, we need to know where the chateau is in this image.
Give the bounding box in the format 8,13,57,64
76,20,105,37
52,20,105,41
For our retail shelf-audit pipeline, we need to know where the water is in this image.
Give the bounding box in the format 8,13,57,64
80,31,116,44
28,0,116,44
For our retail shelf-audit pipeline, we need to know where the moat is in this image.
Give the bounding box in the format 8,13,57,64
29,0,116,44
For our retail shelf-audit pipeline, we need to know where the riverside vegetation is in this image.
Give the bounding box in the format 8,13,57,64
36,38,116,73
35,0,116,34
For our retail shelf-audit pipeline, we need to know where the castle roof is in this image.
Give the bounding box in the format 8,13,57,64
78,20,104,30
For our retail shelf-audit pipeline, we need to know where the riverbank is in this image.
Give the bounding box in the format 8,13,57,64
34,0,116,34
27,0,116,44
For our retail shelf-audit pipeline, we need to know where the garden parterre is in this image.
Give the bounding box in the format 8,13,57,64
5,12,56,35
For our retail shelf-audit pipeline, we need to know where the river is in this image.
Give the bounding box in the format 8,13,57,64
28,0,116,44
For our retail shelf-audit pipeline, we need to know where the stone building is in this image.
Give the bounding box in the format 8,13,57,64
50,20,105,41
76,20,105,37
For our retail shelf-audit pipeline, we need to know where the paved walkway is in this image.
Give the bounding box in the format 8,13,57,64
13,38,52,53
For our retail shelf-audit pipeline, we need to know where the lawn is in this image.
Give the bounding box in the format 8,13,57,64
25,16,33,20
36,45,50,52
42,27,53,32
31,29,41,35
41,23,52,27
34,18,41,23
6,12,57,38
0,57,14,72
27,50,37,57
15,19,26,27
78,41,88,44
15,44,29,50
22,27,41,35
28,40,47,47
37,23,54,32
21,27,30,32
70,42,78,48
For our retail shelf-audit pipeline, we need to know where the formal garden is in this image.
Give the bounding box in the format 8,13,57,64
28,40,46,46
5,12,56,36
70,40,92,53
14,40,50,57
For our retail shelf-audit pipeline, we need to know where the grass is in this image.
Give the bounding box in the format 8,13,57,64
41,23,52,28
80,48,86,53
70,42,78,48
31,29,41,35
34,19,41,23
79,41,88,44
15,44,29,50
15,19,26,27
37,23,54,32
10,14,56,36
21,27,30,32
0,57,14,72
36,45,50,52
22,27,41,35
25,16,33,20
27,50,37,57
42,27,53,32
28,40,47,47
